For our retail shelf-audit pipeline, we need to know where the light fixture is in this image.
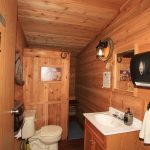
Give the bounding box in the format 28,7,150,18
96,40,108,57
96,38,114,61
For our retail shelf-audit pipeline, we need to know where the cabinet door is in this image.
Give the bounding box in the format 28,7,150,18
94,138,105,150
84,120,106,150
84,124,94,150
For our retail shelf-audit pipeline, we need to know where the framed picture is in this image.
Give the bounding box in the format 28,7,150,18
120,70,131,81
103,72,111,88
41,67,62,81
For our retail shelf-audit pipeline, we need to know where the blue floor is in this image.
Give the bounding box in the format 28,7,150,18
68,120,84,140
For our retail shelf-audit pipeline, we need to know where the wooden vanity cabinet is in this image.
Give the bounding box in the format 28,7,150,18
84,119,106,150
84,119,139,150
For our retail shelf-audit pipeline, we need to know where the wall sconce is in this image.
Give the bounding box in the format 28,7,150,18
96,38,114,61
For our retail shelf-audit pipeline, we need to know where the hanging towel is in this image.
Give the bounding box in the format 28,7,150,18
139,110,148,139
139,110,150,144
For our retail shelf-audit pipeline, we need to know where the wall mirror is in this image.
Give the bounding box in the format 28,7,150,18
96,38,114,61
114,49,134,92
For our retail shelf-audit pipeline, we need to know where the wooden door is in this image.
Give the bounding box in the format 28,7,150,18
0,0,17,149
23,49,70,139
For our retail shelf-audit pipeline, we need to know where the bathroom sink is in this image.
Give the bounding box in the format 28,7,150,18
94,114,122,128
84,107,142,135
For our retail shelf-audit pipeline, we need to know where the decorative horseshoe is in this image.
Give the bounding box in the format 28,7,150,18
61,52,68,59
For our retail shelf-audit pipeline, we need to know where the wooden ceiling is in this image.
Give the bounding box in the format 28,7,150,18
18,0,126,54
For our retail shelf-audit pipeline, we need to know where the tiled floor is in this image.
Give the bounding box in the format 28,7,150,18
59,139,84,150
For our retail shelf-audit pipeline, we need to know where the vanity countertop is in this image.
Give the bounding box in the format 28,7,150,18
83,107,142,135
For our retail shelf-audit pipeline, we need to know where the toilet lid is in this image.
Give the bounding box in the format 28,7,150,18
40,125,62,137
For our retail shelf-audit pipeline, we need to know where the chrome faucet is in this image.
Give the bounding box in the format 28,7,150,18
112,112,124,120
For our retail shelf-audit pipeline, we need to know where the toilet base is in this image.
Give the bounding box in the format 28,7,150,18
48,143,58,150
29,139,58,150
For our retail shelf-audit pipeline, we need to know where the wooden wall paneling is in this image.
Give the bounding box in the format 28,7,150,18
48,103,61,125
32,57,40,102
25,104,46,129
23,49,70,139
23,57,34,103
0,20,4,150
69,55,76,100
48,83,61,101
60,53,70,139
76,0,150,149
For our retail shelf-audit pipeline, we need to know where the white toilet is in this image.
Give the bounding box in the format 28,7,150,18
22,110,62,150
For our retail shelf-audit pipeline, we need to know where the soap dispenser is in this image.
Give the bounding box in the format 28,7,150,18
124,108,133,126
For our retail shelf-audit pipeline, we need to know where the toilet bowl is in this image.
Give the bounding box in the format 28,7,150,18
22,110,62,150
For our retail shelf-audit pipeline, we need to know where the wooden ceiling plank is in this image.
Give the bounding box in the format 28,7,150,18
17,0,127,53
24,30,92,41
19,16,101,32
18,0,119,22
25,32,91,46
18,0,121,12
18,8,111,29
27,45,80,56
19,19,99,39
26,36,88,47
27,40,85,50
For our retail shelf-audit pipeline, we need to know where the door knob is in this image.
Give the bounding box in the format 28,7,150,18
11,110,19,114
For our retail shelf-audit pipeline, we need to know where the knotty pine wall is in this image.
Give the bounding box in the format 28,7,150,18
14,20,27,101
23,49,70,139
69,55,76,100
76,0,150,149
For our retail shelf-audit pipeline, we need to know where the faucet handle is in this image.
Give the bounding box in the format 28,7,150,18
118,114,124,120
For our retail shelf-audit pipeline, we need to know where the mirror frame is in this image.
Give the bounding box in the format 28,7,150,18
96,38,114,61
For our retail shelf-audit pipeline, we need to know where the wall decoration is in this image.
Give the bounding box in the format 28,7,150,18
120,70,131,81
102,72,111,88
41,67,62,81
0,14,6,26
15,52,24,86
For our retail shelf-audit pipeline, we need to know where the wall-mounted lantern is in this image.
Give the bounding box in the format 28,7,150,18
96,38,114,61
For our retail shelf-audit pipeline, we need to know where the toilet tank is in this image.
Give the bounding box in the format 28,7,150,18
22,110,36,139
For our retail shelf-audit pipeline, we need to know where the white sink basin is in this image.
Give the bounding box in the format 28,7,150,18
94,114,122,128
84,107,142,135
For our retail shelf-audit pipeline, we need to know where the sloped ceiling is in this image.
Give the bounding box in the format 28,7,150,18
18,0,126,55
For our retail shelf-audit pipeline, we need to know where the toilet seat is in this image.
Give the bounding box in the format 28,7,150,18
39,125,62,137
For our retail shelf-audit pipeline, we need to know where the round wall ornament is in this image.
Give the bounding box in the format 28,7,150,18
15,53,24,85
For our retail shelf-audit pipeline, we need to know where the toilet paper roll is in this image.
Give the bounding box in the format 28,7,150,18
14,128,22,139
